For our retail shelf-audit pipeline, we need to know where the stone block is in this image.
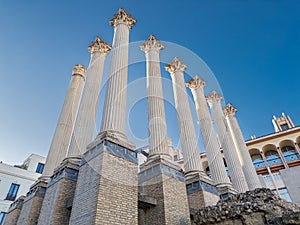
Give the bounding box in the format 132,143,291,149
138,156,191,225
186,174,219,210
16,181,47,225
37,157,80,225
4,196,25,225
69,140,138,225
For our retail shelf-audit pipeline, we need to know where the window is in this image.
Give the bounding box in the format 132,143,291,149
5,183,20,201
278,188,292,202
0,212,7,225
280,124,289,131
273,173,282,181
263,175,272,182
36,163,45,174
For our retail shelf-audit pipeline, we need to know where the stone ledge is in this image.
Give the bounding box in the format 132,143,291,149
186,180,218,196
47,167,79,188
138,156,185,183
138,193,157,209
82,140,138,165
24,180,47,201
7,195,25,213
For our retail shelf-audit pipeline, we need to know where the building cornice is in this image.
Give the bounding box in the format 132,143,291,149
0,164,40,181
245,126,300,145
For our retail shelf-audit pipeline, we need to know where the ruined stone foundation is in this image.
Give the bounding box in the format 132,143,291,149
191,188,300,225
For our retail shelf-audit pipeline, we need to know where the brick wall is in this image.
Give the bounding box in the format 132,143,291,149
37,177,77,225
4,208,22,225
70,149,138,225
16,195,44,225
139,169,191,225
187,190,219,210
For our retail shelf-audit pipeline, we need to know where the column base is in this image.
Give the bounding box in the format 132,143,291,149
96,130,136,150
184,170,208,180
216,183,238,199
4,196,25,225
16,180,47,225
37,157,80,225
185,173,220,210
69,139,138,225
138,156,191,225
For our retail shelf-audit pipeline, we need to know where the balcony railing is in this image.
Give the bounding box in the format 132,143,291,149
253,161,266,169
283,152,300,163
267,157,282,166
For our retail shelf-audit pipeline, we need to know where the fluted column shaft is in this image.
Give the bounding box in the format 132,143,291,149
224,104,261,190
141,35,170,159
186,77,230,186
166,58,204,174
100,23,133,137
42,65,86,177
68,37,111,157
207,92,248,193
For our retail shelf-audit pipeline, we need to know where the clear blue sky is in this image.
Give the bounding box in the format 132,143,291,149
0,1,299,165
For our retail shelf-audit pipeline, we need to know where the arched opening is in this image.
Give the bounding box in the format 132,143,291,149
263,144,282,166
249,148,265,169
279,140,300,163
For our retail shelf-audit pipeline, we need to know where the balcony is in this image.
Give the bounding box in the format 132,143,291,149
283,152,300,163
267,157,282,167
253,160,266,169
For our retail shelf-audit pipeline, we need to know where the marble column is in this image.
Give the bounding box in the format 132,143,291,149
42,64,86,178
67,36,111,157
140,35,170,159
186,76,232,189
207,91,248,193
223,104,261,190
165,58,205,176
70,10,139,224
100,8,136,144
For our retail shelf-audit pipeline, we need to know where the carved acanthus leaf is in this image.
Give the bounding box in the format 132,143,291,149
109,8,136,29
165,57,187,73
186,75,206,89
140,35,164,52
206,90,223,103
223,104,237,116
72,64,86,77
88,36,112,54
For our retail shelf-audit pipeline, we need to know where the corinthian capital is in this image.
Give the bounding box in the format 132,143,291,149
72,64,86,78
88,36,112,54
109,8,136,29
186,75,206,89
165,57,187,73
223,104,237,116
206,91,223,103
140,35,164,53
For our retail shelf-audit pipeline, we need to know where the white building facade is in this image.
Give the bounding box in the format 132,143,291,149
246,113,300,205
0,154,45,224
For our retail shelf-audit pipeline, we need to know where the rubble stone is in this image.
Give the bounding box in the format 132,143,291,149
191,188,300,225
